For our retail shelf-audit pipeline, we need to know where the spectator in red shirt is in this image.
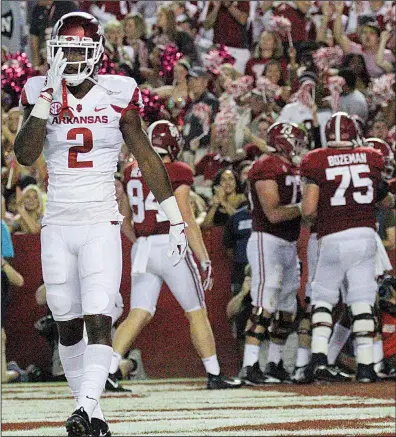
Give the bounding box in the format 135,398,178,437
80,1,134,23
273,1,316,53
203,1,250,73
195,151,233,185
245,30,287,82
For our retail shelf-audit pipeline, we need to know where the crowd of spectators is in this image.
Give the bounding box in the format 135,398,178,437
1,0,396,381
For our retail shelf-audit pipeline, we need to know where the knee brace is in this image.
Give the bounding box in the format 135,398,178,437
269,311,295,344
311,302,333,339
245,306,271,342
350,303,376,339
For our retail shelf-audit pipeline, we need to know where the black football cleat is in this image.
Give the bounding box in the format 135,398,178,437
329,365,353,382
243,362,271,386
356,363,378,383
207,373,242,389
91,417,112,437
105,372,132,392
65,407,92,437
304,353,351,383
264,360,291,383
314,365,352,382
291,365,311,384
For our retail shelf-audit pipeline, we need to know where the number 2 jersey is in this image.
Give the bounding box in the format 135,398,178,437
300,147,385,239
248,154,301,242
20,75,143,225
123,160,193,237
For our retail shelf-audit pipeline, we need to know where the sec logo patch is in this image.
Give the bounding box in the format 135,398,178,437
50,101,62,116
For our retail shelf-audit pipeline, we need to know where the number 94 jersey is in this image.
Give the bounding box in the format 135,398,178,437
20,75,142,225
300,147,385,239
123,160,194,237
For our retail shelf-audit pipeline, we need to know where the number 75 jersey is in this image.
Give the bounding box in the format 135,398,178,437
20,75,142,225
300,147,385,239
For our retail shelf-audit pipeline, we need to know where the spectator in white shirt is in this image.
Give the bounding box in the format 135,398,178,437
338,68,369,122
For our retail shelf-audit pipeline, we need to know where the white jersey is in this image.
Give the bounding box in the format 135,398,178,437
21,75,143,225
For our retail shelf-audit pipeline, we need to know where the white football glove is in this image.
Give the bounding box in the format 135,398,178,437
167,222,188,266
43,49,67,95
201,260,214,291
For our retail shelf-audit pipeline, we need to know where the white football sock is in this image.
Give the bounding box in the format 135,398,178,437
295,347,312,368
58,339,86,403
328,323,351,365
109,351,122,375
268,341,284,365
77,344,113,420
355,337,374,365
373,339,384,366
59,339,105,421
242,344,260,368
202,355,220,375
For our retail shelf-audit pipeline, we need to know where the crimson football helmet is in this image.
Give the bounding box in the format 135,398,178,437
47,12,105,86
365,137,395,179
147,120,183,161
266,121,308,164
325,112,359,148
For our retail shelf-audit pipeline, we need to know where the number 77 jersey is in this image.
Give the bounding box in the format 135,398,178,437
300,146,385,239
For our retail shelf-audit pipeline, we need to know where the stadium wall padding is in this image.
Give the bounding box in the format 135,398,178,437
5,227,395,378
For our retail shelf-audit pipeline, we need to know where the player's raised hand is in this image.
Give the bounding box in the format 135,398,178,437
168,222,188,266
201,260,214,291
43,49,67,95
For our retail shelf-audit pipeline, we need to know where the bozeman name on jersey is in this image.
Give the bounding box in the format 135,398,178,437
301,147,385,239
123,160,193,237
248,154,301,242
20,75,143,225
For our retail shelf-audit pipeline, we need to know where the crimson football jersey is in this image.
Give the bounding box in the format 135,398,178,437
300,147,385,238
248,154,301,242
124,161,193,237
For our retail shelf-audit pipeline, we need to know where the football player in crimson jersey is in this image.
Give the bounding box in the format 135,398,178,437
14,13,187,437
364,137,395,180
241,121,308,386
108,120,242,390
300,112,394,383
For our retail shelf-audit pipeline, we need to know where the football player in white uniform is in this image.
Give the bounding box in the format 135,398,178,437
14,12,187,437
108,120,242,390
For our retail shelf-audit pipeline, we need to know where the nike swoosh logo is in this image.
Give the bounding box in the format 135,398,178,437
86,395,98,402
94,107,106,112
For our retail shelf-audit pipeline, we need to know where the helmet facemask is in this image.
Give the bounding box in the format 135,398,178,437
47,34,104,86
290,137,308,166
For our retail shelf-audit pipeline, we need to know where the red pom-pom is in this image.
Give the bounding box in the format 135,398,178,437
269,16,291,38
139,87,168,124
202,44,236,75
160,44,184,85
1,52,40,107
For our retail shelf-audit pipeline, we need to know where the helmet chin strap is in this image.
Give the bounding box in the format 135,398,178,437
86,76,121,95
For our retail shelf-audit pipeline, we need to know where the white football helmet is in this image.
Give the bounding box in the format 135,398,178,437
47,12,105,86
